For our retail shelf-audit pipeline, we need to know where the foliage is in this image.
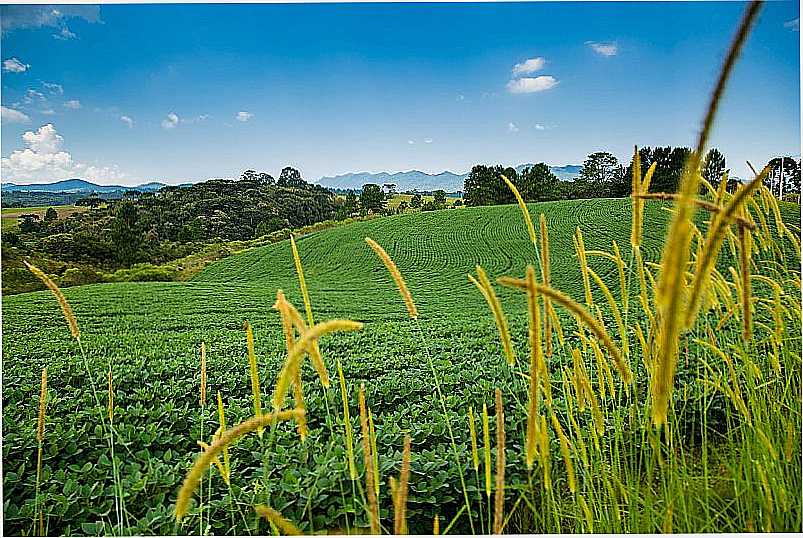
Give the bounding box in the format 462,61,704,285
360,184,386,213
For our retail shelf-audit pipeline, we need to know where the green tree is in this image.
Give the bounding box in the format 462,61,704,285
517,163,559,201
278,167,306,188
433,190,447,206
360,184,386,212
702,148,727,186
44,207,58,222
410,193,423,208
764,157,801,197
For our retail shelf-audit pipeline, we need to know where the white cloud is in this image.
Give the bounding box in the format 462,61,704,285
1,123,127,183
1,5,101,36
512,57,545,75
43,82,64,95
63,99,81,109
456,94,465,102
407,139,415,145
236,111,253,122
508,122,519,133
535,123,546,131
1,106,30,123
424,138,433,144
587,41,618,57
785,18,799,31
53,26,77,40
506,76,559,94
23,89,47,105
120,115,134,128
161,112,179,129
2,57,29,73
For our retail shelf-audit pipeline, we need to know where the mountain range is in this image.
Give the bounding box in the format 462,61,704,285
1,179,168,194
315,164,582,192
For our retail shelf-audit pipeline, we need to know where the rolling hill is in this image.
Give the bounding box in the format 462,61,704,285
1,178,168,193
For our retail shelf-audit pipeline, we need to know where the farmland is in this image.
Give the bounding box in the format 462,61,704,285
1,205,88,232
2,195,800,535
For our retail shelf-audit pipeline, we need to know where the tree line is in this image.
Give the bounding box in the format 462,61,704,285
463,148,800,207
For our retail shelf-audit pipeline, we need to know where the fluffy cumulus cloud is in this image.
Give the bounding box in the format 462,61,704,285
1,123,126,183
63,99,81,109
506,76,559,94
535,123,546,131
2,57,29,73
1,105,30,123
161,112,179,129
0,5,101,39
236,111,253,122
512,57,545,75
120,115,134,128
586,41,618,57
508,122,519,133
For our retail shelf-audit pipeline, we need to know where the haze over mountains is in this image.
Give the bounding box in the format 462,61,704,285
315,164,582,192
1,179,167,193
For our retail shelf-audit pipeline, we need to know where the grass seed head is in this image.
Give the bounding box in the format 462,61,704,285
365,236,419,319
24,261,80,340
255,504,303,535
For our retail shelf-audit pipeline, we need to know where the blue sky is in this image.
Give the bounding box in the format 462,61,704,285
1,1,799,185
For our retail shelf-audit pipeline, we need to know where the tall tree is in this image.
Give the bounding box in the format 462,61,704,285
702,148,727,186
278,167,306,188
360,184,385,212
764,156,801,197
517,163,559,201
432,190,447,206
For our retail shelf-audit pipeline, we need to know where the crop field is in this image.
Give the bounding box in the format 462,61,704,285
3,191,801,536
1,205,88,232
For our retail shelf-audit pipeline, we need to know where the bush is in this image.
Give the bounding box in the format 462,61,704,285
106,264,179,282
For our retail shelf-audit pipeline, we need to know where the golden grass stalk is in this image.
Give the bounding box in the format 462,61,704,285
738,216,753,342
108,366,114,423
216,391,231,485
24,261,79,340
612,241,628,313
587,267,629,357
274,291,330,388
493,388,505,534
359,384,380,534
684,167,769,330
365,237,418,319
573,227,594,308
196,439,227,482
633,192,756,230
272,319,363,411
539,214,554,358
337,359,357,479
550,411,576,493
200,342,207,408
290,234,315,327
651,0,763,427
255,504,303,535
36,367,47,536
501,174,538,248
538,414,551,492
433,515,440,535
393,434,412,535
470,266,516,365
293,370,308,442
498,277,630,383
468,406,479,471
244,320,264,437
482,402,492,497
175,409,304,520
631,146,643,247
37,367,47,443
369,407,380,498
524,265,542,469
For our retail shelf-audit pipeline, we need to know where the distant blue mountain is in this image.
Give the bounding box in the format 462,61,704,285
1,179,167,193
316,164,582,192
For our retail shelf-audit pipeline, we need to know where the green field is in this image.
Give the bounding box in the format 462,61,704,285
2,198,800,535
